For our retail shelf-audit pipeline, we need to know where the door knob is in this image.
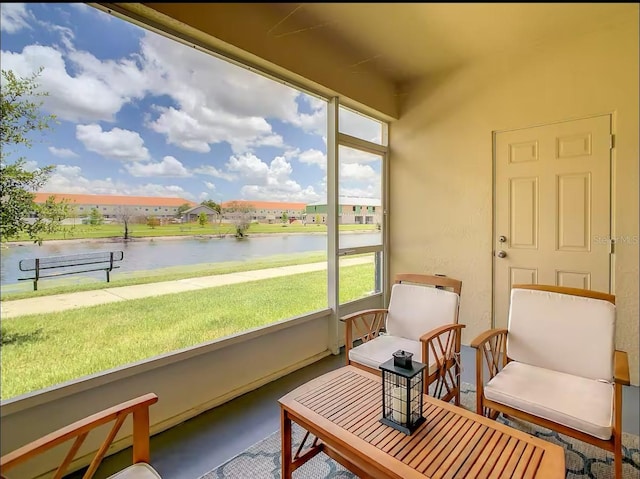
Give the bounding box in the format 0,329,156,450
497,250,507,258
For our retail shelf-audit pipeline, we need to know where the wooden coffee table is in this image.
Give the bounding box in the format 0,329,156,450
279,365,565,478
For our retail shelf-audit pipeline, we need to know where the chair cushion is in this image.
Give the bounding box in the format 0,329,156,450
348,335,438,376
485,361,613,440
385,283,459,341
107,463,162,479
507,288,615,381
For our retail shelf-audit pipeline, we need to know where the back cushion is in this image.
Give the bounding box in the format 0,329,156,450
386,283,459,341
507,288,615,380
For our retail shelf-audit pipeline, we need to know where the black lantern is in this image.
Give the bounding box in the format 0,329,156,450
379,350,427,435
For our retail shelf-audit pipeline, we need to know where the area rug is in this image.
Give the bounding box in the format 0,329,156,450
201,383,640,478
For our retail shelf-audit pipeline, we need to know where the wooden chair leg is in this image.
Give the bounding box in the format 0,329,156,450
614,381,623,479
454,358,461,406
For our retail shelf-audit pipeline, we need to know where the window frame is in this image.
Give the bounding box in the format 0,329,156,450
1,3,391,406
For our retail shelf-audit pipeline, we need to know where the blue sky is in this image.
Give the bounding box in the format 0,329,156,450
0,3,382,203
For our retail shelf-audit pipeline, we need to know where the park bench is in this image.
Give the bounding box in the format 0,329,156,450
18,251,124,291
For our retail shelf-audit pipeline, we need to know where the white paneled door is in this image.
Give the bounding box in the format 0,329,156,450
493,115,612,329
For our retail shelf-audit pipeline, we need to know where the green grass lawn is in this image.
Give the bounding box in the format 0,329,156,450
6,221,377,242
1,251,331,300
0,263,373,400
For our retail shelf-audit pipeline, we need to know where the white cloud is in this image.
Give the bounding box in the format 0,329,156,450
298,149,326,168
135,183,191,198
42,164,195,199
147,105,283,154
240,184,320,203
138,32,315,154
339,108,382,144
22,160,38,172
0,45,142,123
226,153,270,182
192,164,236,182
140,32,301,122
1,8,340,203
292,106,326,136
76,124,150,161
48,146,79,158
67,49,148,100
225,152,320,202
0,20,328,159
36,19,75,51
339,147,380,164
340,185,380,198
0,3,32,34
204,181,216,190
340,163,378,182
125,156,191,177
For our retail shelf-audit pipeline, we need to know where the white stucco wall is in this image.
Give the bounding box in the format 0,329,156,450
390,18,639,384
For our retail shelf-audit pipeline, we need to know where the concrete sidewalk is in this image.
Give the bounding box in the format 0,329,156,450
1,257,371,319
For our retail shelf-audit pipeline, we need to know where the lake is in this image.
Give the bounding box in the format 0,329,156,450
0,232,382,285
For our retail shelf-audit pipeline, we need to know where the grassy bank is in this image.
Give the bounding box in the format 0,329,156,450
0,263,372,400
6,222,377,242
1,251,331,301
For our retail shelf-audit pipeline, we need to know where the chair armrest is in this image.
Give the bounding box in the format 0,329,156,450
614,350,630,386
470,328,508,349
340,309,388,324
419,323,466,344
0,393,158,478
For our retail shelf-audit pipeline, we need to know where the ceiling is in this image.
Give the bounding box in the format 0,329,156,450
268,3,639,84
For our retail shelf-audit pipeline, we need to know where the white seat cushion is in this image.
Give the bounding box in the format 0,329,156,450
107,463,162,479
485,361,613,440
348,335,439,376
507,288,615,380
386,283,459,341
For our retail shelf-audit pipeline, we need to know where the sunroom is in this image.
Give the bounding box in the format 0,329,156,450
1,3,638,478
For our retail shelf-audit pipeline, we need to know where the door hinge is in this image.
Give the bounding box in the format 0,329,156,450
610,134,615,149
610,238,616,254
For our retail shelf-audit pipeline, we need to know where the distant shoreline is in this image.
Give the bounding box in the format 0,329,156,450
3,229,372,247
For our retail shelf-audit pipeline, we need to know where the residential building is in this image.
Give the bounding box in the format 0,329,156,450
305,197,382,225
181,204,219,224
220,200,306,224
33,193,197,221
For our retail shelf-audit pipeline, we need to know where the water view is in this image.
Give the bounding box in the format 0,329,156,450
0,232,381,285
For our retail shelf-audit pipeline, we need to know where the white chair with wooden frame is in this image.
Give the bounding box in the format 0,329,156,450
341,273,464,404
0,393,160,479
471,284,630,479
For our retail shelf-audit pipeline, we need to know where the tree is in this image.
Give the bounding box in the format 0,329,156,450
88,207,104,226
200,199,220,214
201,199,222,228
223,201,255,238
176,202,191,219
281,212,289,225
114,205,135,240
147,215,160,229
0,69,68,244
198,211,207,227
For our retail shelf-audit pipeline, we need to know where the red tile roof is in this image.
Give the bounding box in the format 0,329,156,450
220,200,306,211
34,193,197,208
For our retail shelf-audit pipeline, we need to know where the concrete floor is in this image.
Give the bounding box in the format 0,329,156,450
68,345,640,479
